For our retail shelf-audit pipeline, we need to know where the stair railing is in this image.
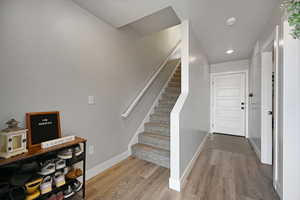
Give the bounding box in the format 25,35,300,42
121,41,181,118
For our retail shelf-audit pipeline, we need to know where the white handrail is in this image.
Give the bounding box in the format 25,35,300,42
121,41,181,118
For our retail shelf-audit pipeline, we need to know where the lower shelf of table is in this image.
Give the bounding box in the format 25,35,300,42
36,178,84,200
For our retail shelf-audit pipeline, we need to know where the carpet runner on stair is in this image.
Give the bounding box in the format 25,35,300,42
132,62,181,168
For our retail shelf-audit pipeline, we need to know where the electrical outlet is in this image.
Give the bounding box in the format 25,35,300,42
89,145,94,155
88,96,95,105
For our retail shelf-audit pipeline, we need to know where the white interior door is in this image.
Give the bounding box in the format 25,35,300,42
212,72,246,136
261,52,273,165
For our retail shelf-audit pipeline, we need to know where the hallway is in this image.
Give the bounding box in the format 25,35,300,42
86,134,279,200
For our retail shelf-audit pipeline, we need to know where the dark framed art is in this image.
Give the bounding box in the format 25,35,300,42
26,111,61,150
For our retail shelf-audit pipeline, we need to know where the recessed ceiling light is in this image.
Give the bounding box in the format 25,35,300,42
226,17,237,26
226,49,234,54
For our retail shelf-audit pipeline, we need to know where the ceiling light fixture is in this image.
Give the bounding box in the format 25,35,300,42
226,49,234,55
226,17,237,26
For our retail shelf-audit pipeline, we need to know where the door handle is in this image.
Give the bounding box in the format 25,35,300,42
241,102,245,105
268,111,273,115
241,107,245,110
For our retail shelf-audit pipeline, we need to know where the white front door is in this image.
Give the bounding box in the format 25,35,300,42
212,72,246,136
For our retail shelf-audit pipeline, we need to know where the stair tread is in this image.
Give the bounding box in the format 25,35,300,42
160,97,177,101
151,112,170,117
155,109,172,114
156,104,173,108
164,91,180,95
162,94,179,99
158,102,176,105
166,86,181,89
133,143,170,154
145,122,170,127
131,64,181,168
140,132,170,140
162,97,178,101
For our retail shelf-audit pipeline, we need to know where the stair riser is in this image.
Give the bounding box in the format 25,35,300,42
154,107,172,113
171,77,181,82
132,147,170,168
152,111,170,117
168,82,181,87
150,115,170,123
130,63,180,169
160,97,177,102
139,135,170,150
170,79,180,83
168,82,181,89
161,95,178,101
163,92,180,98
165,88,181,93
144,126,170,136
162,92,179,98
159,99,177,106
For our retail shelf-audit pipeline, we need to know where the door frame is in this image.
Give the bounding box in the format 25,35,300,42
210,70,249,138
261,26,280,188
260,51,273,165
261,27,278,166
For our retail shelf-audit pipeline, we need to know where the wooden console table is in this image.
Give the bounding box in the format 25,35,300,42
0,136,87,199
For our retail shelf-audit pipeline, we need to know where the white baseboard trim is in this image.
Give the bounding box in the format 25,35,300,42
249,138,261,161
274,181,282,200
169,133,209,192
169,177,181,191
128,60,181,153
86,150,130,180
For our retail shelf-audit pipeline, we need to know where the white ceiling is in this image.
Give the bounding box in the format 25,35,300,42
125,7,180,36
73,0,280,64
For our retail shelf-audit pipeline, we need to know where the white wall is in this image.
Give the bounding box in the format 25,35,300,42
169,20,210,191
280,20,300,200
0,0,181,171
210,59,249,73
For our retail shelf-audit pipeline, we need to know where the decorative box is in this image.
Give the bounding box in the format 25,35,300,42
0,119,28,158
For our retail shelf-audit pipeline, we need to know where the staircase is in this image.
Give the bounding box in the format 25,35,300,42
131,63,181,168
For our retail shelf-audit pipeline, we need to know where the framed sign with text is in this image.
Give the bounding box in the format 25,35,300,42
26,111,61,149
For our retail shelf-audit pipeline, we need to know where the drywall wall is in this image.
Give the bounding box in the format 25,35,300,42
281,20,300,200
179,24,210,176
125,7,181,36
0,0,181,170
169,20,210,191
210,60,249,73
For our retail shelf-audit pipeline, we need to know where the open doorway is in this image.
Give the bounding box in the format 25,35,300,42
261,26,280,188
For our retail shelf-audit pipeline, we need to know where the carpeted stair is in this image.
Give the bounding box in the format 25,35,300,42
132,63,181,168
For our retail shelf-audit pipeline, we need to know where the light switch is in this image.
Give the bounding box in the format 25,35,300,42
89,145,94,154
88,96,95,105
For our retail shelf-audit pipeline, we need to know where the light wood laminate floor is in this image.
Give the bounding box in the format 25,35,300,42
86,134,279,200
